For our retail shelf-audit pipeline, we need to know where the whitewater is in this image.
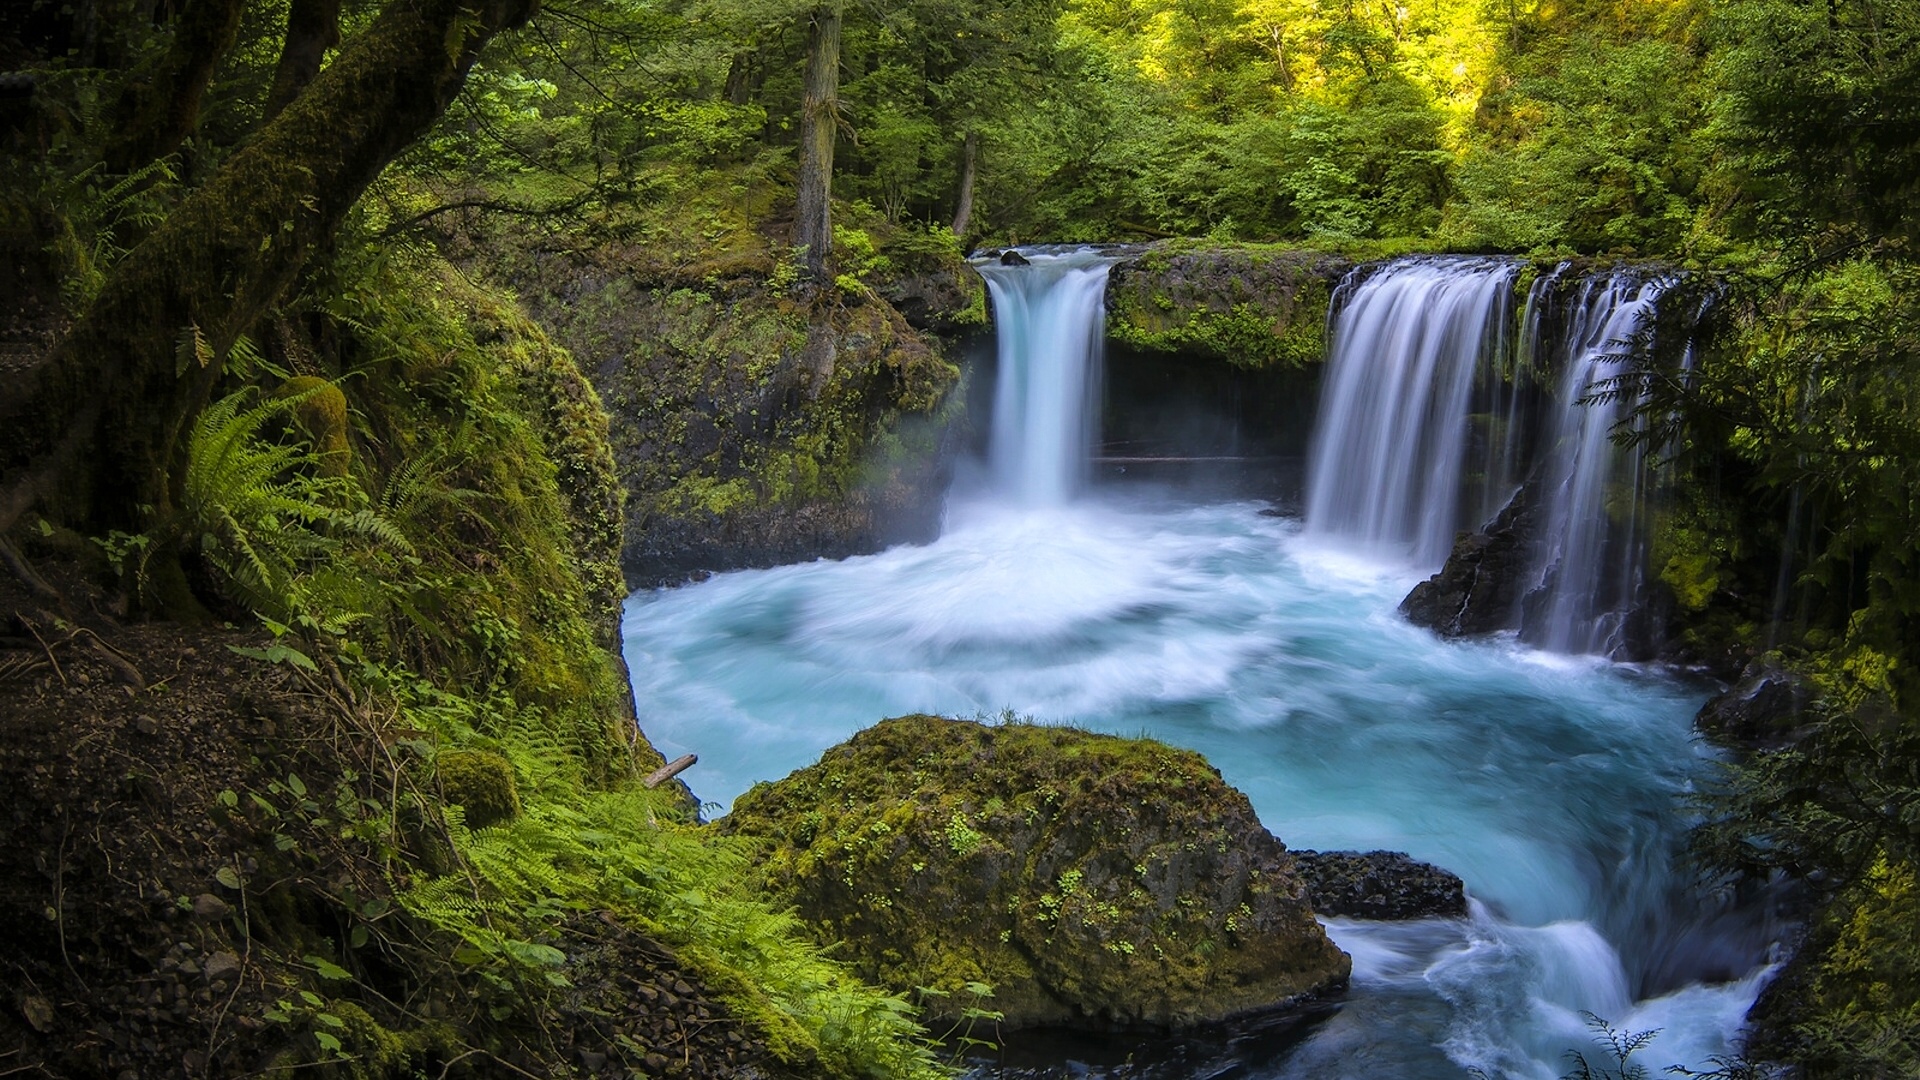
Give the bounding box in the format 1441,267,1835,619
621,250,1780,1079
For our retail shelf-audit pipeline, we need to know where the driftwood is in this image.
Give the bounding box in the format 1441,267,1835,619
643,754,697,789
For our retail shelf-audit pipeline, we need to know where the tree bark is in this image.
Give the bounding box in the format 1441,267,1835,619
102,0,247,173
793,5,840,281
951,130,978,239
2,0,542,536
262,0,342,122
723,46,757,106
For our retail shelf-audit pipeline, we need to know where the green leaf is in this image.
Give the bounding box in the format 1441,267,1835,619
304,954,352,981
315,1012,346,1028
502,940,566,967
288,774,307,797
214,867,242,890
226,643,319,672
314,1031,342,1053
217,789,239,808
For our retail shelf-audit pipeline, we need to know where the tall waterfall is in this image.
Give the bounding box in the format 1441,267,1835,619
1304,258,1523,565
1306,257,1683,657
1520,272,1671,656
973,250,1115,505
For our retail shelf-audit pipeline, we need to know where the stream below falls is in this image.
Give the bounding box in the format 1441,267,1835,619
621,248,1780,1078
620,487,1780,1080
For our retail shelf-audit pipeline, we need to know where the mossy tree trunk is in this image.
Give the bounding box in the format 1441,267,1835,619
102,0,247,173
951,130,978,239
1,0,542,540
263,0,342,122
793,4,840,281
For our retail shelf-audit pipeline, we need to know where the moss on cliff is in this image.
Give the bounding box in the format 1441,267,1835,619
720,715,1350,1032
1105,244,1351,370
522,269,961,584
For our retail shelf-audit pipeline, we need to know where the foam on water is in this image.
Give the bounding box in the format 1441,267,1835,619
623,491,1776,1078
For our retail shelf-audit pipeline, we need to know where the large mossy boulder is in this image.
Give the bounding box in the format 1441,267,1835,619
718,715,1351,1032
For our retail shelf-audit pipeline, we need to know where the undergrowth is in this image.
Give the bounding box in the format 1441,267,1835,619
147,230,950,1079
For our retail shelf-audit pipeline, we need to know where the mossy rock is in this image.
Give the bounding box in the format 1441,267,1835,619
274,375,350,477
1105,244,1353,370
437,749,520,829
719,715,1350,1032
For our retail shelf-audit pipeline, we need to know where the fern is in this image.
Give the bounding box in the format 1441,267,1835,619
180,385,411,620
392,697,950,1080
51,158,179,310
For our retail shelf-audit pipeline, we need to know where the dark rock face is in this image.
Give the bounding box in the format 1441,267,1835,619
719,715,1351,1033
876,262,986,334
1292,850,1468,920
1000,249,1032,266
1401,480,1541,636
1696,663,1813,749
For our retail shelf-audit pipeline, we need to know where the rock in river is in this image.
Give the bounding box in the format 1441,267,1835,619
718,715,1351,1032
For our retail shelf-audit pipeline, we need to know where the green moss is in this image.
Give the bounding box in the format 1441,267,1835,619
1767,853,1920,1078
437,748,520,828
1661,551,1721,611
1105,245,1342,370
274,375,352,477
720,715,1349,1031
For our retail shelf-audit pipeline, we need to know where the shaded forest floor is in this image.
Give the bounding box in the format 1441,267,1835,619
0,550,786,1079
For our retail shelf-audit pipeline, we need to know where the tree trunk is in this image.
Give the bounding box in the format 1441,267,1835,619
793,5,840,281
723,46,757,106
263,0,342,122
102,0,247,173
951,130,978,240
1,0,542,537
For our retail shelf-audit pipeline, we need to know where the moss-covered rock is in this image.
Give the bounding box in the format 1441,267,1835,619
436,748,520,828
274,375,351,477
489,251,961,585
1105,243,1351,370
719,715,1351,1032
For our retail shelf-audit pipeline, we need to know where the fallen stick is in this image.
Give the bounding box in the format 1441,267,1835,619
643,753,697,788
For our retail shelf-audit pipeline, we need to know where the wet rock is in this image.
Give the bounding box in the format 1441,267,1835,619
720,715,1350,1032
1696,663,1813,749
1000,249,1031,266
190,894,230,921
1292,850,1467,920
1401,479,1541,637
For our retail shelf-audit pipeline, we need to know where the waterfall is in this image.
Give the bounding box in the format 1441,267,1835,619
973,250,1115,506
1304,258,1523,566
1519,271,1672,656
1306,257,1686,657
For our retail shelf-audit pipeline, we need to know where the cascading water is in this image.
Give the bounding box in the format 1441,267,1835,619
1519,271,1671,657
973,250,1115,504
1304,259,1523,566
1308,257,1684,658
622,249,1775,1079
